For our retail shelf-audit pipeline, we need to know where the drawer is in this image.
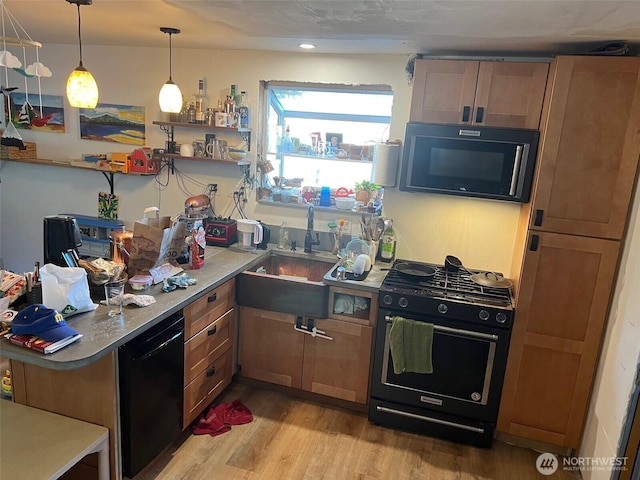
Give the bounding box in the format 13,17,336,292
184,278,235,339
184,308,234,384
183,348,232,429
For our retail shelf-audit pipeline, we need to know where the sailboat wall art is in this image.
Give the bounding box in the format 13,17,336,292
5,93,64,132
79,103,145,145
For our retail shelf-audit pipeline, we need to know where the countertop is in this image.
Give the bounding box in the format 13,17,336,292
0,245,386,370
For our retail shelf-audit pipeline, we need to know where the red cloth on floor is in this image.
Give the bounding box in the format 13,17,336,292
192,399,253,436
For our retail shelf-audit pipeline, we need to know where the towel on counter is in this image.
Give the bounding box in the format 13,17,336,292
192,399,253,436
389,316,434,374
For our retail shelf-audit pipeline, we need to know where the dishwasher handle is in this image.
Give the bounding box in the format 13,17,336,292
133,328,183,362
130,313,185,362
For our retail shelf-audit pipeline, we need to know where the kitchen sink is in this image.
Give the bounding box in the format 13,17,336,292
236,252,336,318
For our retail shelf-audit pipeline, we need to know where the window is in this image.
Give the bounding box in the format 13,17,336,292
258,81,393,209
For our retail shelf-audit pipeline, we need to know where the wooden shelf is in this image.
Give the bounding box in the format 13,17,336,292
0,157,156,176
153,121,251,151
156,153,242,165
152,121,250,134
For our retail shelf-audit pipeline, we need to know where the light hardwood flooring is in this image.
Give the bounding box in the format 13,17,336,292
135,382,582,480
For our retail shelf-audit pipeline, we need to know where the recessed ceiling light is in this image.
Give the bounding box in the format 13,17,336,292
299,43,316,49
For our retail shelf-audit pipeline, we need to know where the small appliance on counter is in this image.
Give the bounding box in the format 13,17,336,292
205,218,237,247
62,213,125,260
43,215,82,267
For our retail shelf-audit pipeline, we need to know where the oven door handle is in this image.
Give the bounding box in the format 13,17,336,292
293,325,333,341
384,316,498,341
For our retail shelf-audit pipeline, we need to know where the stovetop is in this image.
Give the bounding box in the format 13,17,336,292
381,259,514,310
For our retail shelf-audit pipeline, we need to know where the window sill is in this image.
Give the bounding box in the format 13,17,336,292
256,199,379,216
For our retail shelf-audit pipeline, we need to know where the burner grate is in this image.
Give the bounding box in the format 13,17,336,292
383,259,513,307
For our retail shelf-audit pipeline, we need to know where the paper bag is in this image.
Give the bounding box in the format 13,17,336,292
40,264,97,317
128,207,186,281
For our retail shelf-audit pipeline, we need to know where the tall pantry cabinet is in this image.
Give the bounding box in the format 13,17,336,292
498,56,640,449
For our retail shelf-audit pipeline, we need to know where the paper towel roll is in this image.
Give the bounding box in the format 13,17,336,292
373,142,401,187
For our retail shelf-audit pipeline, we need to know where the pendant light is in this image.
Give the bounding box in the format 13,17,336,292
159,27,183,113
66,0,98,108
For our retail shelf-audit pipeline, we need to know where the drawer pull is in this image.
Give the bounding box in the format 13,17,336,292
207,325,217,336
206,366,216,377
207,292,218,303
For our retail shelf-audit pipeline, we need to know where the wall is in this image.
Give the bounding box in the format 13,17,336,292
580,176,640,479
0,43,521,274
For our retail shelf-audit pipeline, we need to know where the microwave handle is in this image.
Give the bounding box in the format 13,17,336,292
509,145,524,196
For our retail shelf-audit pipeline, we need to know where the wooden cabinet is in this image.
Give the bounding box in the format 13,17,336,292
410,59,548,129
239,304,373,404
499,56,640,450
182,278,235,428
529,56,640,239
498,232,620,447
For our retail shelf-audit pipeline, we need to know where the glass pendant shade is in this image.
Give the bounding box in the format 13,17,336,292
159,80,183,113
66,65,99,108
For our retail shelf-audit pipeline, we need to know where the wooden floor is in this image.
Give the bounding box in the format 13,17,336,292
135,382,582,480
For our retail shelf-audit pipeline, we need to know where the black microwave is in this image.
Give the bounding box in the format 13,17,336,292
399,123,540,203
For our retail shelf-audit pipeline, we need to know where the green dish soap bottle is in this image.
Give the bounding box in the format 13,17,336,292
380,219,396,263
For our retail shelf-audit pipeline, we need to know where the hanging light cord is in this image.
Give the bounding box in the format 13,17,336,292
167,32,173,81
75,3,84,67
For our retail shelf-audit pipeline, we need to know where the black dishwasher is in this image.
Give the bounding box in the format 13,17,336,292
119,311,184,478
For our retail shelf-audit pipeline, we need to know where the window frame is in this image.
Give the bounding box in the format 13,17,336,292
257,80,393,209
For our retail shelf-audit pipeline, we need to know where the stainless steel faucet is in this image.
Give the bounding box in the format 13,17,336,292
304,205,320,253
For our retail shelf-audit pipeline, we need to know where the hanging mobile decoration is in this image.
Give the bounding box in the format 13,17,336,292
0,0,52,148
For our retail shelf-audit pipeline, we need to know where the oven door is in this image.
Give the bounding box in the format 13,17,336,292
370,310,511,422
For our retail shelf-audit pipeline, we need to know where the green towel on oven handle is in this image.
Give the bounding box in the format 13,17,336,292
389,316,434,374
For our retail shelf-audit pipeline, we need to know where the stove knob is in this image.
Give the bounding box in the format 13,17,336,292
496,313,507,324
382,294,393,306
399,297,409,308
437,303,448,314
479,310,490,321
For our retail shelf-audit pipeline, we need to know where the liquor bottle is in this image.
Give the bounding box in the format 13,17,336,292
230,84,241,107
379,219,396,263
194,79,206,124
238,91,249,129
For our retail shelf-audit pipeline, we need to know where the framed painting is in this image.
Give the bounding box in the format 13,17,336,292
4,93,65,133
79,103,145,145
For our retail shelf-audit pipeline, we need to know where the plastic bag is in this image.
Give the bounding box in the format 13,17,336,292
40,264,97,317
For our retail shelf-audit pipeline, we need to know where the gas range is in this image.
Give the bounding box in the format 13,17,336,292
380,259,514,329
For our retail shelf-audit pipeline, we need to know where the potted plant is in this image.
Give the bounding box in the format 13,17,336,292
354,180,381,203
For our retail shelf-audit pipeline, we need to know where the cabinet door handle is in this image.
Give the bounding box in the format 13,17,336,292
207,325,217,336
462,106,471,123
207,292,217,303
475,106,484,123
206,366,216,377
530,234,539,252
534,209,544,226
293,324,333,341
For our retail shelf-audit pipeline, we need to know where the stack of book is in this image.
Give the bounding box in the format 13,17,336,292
4,333,82,354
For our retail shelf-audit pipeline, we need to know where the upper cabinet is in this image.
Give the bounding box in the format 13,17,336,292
530,56,640,239
410,59,549,129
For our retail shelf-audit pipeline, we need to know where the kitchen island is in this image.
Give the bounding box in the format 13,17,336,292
0,245,385,480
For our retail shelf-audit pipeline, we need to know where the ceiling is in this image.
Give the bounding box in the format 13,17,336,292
0,0,639,56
